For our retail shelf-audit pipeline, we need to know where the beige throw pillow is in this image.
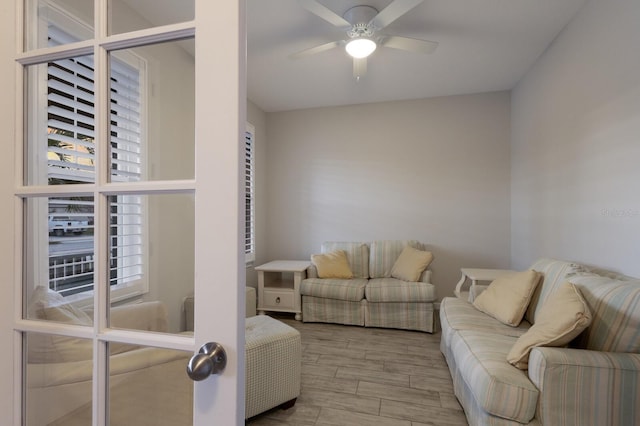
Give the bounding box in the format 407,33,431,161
473,269,542,326
311,250,354,279
391,246,434,282
507,282,592,369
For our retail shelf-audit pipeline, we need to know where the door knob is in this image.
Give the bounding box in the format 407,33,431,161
186,342,227,381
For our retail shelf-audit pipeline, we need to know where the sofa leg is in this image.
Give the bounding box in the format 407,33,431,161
279,398,297,410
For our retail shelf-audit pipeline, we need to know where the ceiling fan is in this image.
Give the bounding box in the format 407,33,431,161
291,0,438,79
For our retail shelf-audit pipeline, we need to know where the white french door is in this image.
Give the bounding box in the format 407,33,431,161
1,0,245,425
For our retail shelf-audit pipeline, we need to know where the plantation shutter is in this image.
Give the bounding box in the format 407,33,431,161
245,125,255,263
47,24,144,295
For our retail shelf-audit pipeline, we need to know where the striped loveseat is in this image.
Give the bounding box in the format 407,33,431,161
440,258,640,426
300,240,436,332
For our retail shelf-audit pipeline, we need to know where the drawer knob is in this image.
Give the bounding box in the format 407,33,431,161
276,297,280,304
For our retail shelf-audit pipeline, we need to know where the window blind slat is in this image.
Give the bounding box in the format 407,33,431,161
48,146,93,161
110,124,140,140
48,78,95,105
47,119,95,138
110,103,141,123
48,63,94,93
47,171,94,182
50,57,95,82
111,91,141,110
49,93,95,116
47,131,95,149
111,80,140,97
48,106,95,128
48,158,94,172
110,135,142,151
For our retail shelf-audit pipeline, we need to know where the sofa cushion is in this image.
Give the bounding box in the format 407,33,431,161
390,246,433,282
300,278,367,302
507,282,592,369
473,270,542,326
569,273,640,353
451,329,539,423
369,240,423,279
527,258,585,323
321,242,369,279
311,250,353,279
365,278,435,303
440,297,531,339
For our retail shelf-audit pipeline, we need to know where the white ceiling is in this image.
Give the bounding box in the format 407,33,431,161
247,0,587,112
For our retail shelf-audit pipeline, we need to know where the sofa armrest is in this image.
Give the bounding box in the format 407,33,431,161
419,269,432,283
306,265,318,278
528,347,640,425
110,301,169,332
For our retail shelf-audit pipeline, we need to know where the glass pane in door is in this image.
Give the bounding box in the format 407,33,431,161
24,0,94,51
24,196,95,321
32,342,193,426
108,344,192,426
108,0,194,35
108,193,194,334
108,39,195,182
24,55,97,186
24,332,94,426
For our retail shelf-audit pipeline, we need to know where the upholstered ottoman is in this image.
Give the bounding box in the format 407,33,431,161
245,315,301,419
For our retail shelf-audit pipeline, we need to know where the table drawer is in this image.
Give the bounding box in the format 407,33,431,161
262,289,294,309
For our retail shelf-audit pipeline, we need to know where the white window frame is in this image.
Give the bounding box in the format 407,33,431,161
28,2,149,304
245,122,256,264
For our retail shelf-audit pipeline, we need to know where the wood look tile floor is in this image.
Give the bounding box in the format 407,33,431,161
246,315,468,426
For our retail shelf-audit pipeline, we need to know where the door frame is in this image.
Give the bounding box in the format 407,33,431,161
0,0,246,424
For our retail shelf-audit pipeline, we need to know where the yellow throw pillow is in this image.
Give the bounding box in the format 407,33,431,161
311,250,354,279
391,246,434,282
507,282,592,369
473,269,542,326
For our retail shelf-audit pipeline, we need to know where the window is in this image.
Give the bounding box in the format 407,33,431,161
245,123,255,264
45,22,145,297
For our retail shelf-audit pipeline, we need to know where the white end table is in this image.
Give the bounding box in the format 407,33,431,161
454,268,516,302
255,260,311,321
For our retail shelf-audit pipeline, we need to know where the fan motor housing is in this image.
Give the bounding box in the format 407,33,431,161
343,5,378,23
344,5,378,38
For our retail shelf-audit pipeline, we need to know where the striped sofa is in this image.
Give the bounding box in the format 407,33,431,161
440,258,640,426
301,240,436,332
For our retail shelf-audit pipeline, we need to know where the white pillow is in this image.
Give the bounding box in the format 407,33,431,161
473,270,542,326
28,285,92,325
507,282,592,369
27,286,93,363
390,246,433,282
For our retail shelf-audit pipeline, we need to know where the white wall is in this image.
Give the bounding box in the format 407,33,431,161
139,39,196,332
511,0,640,276
265,92,511,298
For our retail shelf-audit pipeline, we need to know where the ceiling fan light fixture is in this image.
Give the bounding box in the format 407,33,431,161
345,38,377,58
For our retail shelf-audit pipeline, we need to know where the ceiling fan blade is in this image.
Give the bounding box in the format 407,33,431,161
299,0,351,28
382,35,438,54
289,40,342,59
370,0,423,29
353,57,367,80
